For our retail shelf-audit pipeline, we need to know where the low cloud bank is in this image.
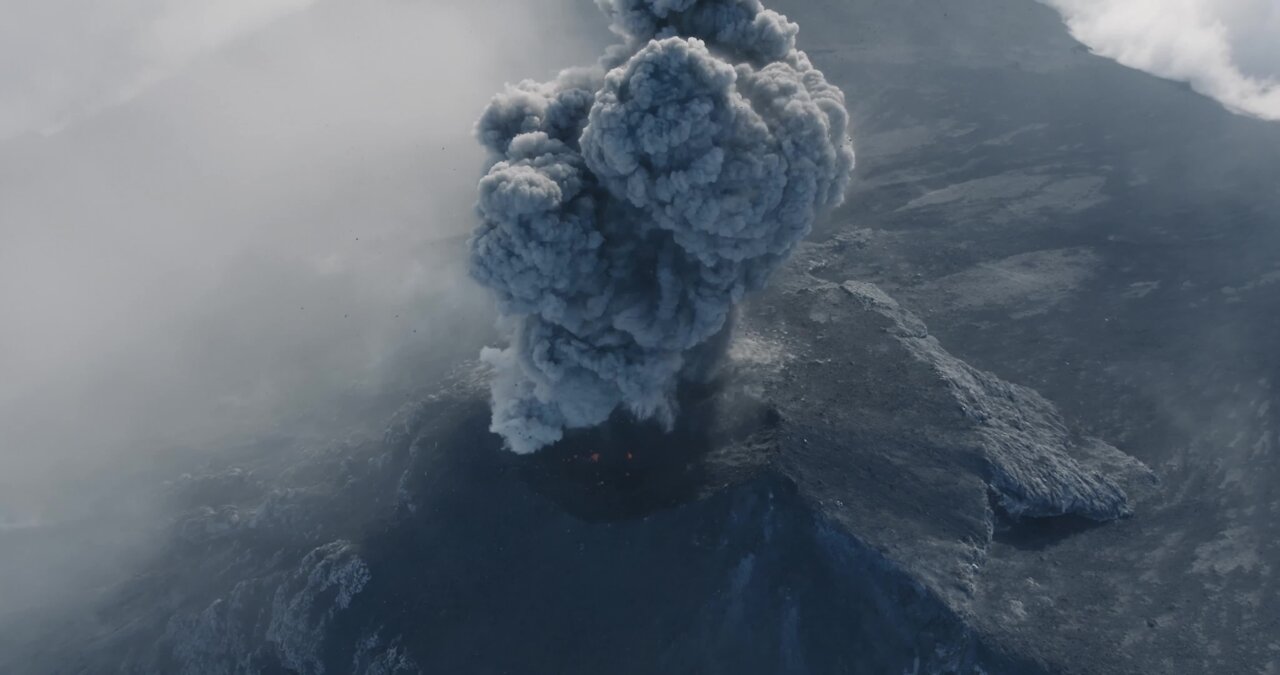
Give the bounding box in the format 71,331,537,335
1043,0,1280,121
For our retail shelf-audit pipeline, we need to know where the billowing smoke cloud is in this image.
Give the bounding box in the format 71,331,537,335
469,0,855,453
1042,0,1280,121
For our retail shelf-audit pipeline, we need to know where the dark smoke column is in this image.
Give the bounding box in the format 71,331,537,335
468,0,855,454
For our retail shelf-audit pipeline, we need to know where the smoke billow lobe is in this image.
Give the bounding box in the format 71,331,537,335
469,0,855,453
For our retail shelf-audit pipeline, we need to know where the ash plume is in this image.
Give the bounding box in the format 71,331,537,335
468,0,856,453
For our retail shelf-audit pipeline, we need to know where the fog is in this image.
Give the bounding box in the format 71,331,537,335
1043,0,1280,121
0,0,605,615
0,0,322,141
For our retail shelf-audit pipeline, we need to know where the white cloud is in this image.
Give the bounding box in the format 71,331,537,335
1042,0,1280,121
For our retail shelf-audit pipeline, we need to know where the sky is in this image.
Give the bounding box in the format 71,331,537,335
1043,0,1280,121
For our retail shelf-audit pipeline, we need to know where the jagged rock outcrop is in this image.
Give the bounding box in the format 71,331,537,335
727,269,1154,610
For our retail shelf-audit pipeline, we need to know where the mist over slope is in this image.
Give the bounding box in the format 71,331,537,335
0,0,604,644
0,0,605,515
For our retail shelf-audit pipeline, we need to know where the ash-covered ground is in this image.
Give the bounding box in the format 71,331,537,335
3,0,1280,673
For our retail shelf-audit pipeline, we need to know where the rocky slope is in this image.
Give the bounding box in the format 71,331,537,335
19,266,1153,674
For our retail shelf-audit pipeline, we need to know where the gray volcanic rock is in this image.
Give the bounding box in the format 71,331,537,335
765,0,1280,670
776,276,1142,521
727,267,1153,611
